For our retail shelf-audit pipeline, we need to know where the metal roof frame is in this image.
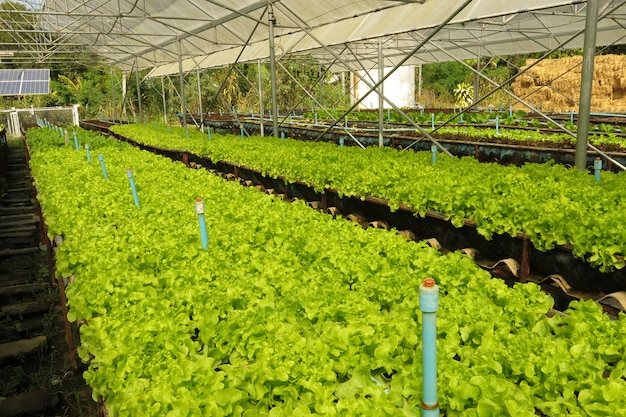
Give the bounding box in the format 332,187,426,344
0,1,621,74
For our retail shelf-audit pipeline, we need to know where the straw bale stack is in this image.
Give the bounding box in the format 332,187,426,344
511,54,626,113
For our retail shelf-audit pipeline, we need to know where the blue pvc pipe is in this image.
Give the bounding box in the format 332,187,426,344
281,132,285,140
594,158,602,182
240,125,245,137
420,278,440,417
314,113,318,125
431,145,437,164
495,116,500,135
98,154,109,179
431,113,435,130
73,131,79,150
207,127,212,140
85,143,91,162
459,113,464,123
195,198,209,250
387,109,391,122
126,169,141,208
339,138,344,148
509,105,513,118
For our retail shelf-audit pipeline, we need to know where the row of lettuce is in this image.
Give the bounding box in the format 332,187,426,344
111,124,626,272
28,126,626,416
301,109,626,149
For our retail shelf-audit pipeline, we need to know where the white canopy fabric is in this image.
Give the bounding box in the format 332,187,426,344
37,0,417,71
33,0,626,76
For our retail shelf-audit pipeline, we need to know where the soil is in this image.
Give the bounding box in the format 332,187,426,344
0,136,99,417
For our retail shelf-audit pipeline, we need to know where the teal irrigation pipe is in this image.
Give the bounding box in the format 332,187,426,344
85,143,91,162
195,197,209,250
431,145,437,164
126,168,141,209
420,278,440,417
73,131,79,151
594,157,602,182
97,154,108,179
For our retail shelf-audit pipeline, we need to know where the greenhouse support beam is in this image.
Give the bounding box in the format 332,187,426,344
258,60,265,136
161,76,167,125
575,0,600,171
275,60,366,148
343,43,449,154
474,48,480,105
178,40,187,129
135,57,143,124
281,0,476,154
418,64,422,99
268,3,279,137
406,28,626,171
110,65,117,123
197,71,204,132
378,38,384,148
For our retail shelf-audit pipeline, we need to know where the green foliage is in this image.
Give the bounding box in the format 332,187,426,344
454,82,474,108
112,124,626,271
421,61,471,99
27,126,626,417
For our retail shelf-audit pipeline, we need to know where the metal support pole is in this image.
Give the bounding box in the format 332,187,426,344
178,40,187,129
418,64,423,100
135,57,143,124
258,60,265,136
197,71,204,132
268,4,279,137
474,49,480,106
405,26,626,170
575,0,599,170
161,76,167,125
378,38,384,148
110,65,117,122
302,0,474,154
419,278,440,417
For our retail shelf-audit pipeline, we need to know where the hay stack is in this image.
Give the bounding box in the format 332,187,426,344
510,54,626,113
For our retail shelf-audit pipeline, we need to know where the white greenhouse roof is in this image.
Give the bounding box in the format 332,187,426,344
2,1,625,75
143,0,626,77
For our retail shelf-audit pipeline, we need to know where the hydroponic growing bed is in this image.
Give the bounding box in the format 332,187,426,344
105,124,626,289
189,110,626,169
26,126,626,417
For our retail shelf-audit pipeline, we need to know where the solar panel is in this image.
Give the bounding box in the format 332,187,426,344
0,69,50,96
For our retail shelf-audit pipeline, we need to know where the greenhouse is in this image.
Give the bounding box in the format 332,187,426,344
1,1,626,416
